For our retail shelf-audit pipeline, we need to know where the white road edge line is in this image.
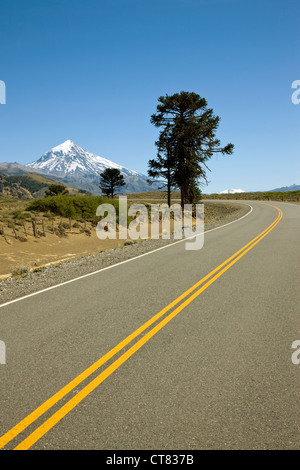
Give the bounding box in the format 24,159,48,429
0,203,253,309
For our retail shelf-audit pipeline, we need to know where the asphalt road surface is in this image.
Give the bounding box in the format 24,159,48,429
0,200,299,450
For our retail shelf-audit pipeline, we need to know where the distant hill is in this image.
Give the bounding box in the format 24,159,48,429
269,184,300,192
0,171,33,199
0,161,43,176
0,171,81,199
5,173,57,194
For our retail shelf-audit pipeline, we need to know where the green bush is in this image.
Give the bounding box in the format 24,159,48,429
13,210,31,220
26,195,120,220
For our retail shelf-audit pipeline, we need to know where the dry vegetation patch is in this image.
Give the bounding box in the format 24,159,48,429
0,194,245,278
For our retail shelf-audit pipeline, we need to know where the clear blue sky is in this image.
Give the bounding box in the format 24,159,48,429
0,0,299,193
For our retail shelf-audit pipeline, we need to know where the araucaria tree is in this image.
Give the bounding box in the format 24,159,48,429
45,184,69,197
149,91,234,207
148,123,177,207
99,168,126,198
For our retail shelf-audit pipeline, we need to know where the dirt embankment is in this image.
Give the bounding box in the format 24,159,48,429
0,200,246,278
0,201,250,304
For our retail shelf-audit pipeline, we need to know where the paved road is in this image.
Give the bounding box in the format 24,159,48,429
0,201,299,450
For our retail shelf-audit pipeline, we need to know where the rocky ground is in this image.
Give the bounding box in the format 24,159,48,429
0,201,250,304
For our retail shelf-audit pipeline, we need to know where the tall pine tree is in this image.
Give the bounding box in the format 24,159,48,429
148,123,177,206
150,91,234,207
99,168,126,198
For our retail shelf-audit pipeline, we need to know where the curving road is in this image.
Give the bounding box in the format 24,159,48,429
0,200,299,450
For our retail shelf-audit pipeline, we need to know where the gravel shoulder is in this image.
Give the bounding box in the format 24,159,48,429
0,201,250,304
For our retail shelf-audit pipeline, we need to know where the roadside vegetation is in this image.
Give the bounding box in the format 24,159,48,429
0,186,297,265
203,190,300,203
0,193,128,245
26,194,115,220
0,194,101,243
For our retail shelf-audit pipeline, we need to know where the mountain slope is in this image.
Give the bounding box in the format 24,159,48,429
0,161,44,176
0,171,33,199
0,171,81,199
26,140,158,194
269,184,300,192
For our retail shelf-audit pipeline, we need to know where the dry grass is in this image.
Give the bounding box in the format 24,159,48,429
0,194,241,278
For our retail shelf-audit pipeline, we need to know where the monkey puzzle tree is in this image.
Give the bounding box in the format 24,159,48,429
148,123,177,207
99,168,126,198
150,91,234,207
45,184,68,197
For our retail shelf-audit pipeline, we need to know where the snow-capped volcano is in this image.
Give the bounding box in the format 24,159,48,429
26,140,158,194
26,140,140,178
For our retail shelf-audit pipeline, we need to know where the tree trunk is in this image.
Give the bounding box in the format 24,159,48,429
167,165,171,207
32,220,37,237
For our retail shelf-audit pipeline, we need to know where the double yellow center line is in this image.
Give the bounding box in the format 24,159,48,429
0,204,282,450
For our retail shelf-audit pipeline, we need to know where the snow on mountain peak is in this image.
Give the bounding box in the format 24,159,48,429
51,139,75,153
219,188,245,194
26,140,140,179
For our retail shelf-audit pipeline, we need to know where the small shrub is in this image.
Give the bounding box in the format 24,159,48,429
12,265,30,277
12,210,28,220
124,240,136,246
33,267,44,273
55,225,67,238
17,236,28,242
43,212,54,219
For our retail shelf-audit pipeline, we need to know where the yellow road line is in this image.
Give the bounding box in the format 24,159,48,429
0,204,282,449
14,205,282,450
